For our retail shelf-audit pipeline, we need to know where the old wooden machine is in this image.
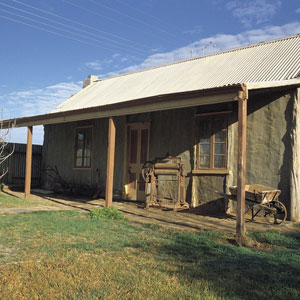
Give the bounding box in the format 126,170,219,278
142,156,189,211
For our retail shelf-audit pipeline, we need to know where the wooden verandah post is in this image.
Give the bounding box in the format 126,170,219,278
25,126,33,199
236,86,248,244
105,117,116,207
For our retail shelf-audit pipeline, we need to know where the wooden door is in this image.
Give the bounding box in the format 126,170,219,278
125,123,150,201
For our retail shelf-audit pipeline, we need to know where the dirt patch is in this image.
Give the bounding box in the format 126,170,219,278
226,236,279,250
244,238,279,250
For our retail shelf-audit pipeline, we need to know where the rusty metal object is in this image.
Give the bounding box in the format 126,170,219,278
154,169,178,176
43,166,93,197
142,156,189,211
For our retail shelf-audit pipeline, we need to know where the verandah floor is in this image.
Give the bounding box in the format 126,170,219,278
1,186,297,235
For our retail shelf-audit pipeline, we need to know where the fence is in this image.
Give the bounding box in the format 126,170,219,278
0,143,42,186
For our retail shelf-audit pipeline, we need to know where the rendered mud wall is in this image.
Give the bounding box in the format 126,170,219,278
42,117,126,196
42,88,293,214
245,90,293,213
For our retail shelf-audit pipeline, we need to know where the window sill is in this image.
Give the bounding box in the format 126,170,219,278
72,167,92,171
192,169,229,175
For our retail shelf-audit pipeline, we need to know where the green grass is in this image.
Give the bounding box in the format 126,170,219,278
90,206,128,221
0,193,47,208
0,197,299,299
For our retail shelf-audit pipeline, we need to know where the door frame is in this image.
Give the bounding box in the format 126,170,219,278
122,122,150,200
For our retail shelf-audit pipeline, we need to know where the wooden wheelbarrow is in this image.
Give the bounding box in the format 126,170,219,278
228,184,287,225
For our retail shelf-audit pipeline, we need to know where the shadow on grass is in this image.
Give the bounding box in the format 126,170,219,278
1,190,20,199
37,195,92,212
158,230,300,300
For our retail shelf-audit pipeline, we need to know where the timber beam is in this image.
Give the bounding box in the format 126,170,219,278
24,126,33,199
236,86,248,244
105,117,116,207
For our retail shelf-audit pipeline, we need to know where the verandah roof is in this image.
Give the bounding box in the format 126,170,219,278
4,33,300,128
53,33,300,115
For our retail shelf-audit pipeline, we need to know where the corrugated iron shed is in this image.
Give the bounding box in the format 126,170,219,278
53,33,300,114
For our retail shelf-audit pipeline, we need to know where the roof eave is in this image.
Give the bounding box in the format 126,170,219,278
3,84,244,128
247,78,300,90
4,79,300,129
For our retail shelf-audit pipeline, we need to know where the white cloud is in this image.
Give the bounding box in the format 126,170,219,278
226,0,281,28
1,82,80,116
1,81,81,144
85,58,114,71
296,8,300,14
85,60,103,71
100,21,300,77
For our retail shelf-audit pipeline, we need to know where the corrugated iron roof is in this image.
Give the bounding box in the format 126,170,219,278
51,33,299,113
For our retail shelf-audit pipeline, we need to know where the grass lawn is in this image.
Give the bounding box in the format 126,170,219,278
0,200,299,299
0,192,50,208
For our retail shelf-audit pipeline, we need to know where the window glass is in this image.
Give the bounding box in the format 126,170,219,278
214,143,226,155
197,118,227,169
78,132,84,140
85,149,91,158
76,158,82,167
200,156,210,168
75,127,92,168
214,155,226,168
200,144,210,154
83,158,89,167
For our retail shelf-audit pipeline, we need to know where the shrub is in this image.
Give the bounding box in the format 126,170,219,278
89,206,127,221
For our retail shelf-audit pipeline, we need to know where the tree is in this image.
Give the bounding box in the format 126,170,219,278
0,114,16,181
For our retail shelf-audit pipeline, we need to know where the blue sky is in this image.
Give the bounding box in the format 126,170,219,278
0,0,299,144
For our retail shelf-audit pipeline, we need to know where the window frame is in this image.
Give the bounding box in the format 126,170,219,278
74,125,93,169
195,114,229,173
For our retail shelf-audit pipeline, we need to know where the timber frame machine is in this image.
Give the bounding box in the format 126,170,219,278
142,156,189,211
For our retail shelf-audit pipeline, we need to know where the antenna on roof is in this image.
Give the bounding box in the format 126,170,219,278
202,42,217,56
210,41,217,48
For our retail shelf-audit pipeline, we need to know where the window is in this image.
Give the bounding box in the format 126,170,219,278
196,118,227,169
74,127,92,168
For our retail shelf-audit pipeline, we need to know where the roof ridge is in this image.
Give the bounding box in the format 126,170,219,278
205,32,300,58
96,33,300,83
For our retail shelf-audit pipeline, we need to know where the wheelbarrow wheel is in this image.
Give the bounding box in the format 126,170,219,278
142,161,154,183
265,200,287,225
